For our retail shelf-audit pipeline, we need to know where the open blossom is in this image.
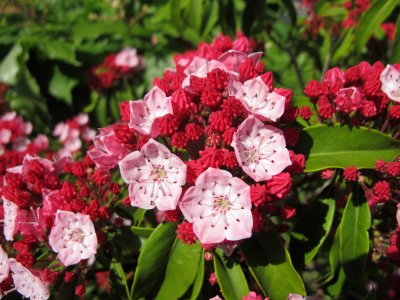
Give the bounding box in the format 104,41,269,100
0,246,9,283
231,115,291,182
129,86,173,137
119,139,187,211
88,127,130,169
179,168,252,244
229,76,285,121
8,259,50,300
49,210,97,267
380,64,400,102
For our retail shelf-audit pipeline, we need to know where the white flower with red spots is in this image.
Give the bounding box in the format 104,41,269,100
231,115,291,182
129,86,173,137
229,76,285,122
8,259,49,300
380,64,400,102
0,246,9,283
48,210,97,267
179,168,252,244
119,139,187,211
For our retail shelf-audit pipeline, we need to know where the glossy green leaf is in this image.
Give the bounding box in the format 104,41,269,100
131,222,177,299
39,41,81,66
49,65,78,105
155,240,203,300
214,248,249,300
294,124,400,172
339,193,371,280
190,249,205,300
241,229,306,300
355,0,399,50
390,13,400,63
0,43,24,84
110,260,132,300
130,226,154,238
290,198,335,267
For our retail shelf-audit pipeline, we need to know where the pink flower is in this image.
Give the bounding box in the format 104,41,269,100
243,291,263,300
380,64,400,102
181,57,227,88
179,168,253,244
48,210,98,267
229,76,285,121
129,86,173,137
334,87,364,113
218,50,262,74
0,246,9,283
119,139,187,211
88,127,130,169
115,48,143,69
231,115,291,182
3,198,19,241
8,259,49,299
396,203,400,226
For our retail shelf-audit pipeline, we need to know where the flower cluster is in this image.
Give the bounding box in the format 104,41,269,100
303,63,400,133
0,111,50,184
53,113,96,158
91,33,305,247
88,48,144,91
0,110,123,298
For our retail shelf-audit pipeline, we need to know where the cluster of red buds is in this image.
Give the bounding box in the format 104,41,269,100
88,48,144,91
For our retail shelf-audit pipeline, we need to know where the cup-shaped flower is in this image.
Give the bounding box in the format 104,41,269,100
88,127,130,169
229,76,285,122
8,259,49,300
115,48,143,70
380,64,400,102
119,139,187,211
0,246,9,283
49,210,97,267
179,168,252,244
129,86,173,137
231,115,291,182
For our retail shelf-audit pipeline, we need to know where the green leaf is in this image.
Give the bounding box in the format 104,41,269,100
355,0,399,50
130,226,154,238
294,124,400,172
49,65,78,105
110,260,132,300
332,28,355,64
96,97,109,127
214,248,249,300
339,193,371,281
155,240,203,300
323,222,341,284
191,249,205,300
390,13,400,63
290,198,335,267
131,222,178,299
241,229,306,300
0,43,24,84
39,41,81,66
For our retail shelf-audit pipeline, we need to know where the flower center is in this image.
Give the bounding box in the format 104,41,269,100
68,228,86,243
213,195,232,214
244,146,259,164
154,165,166,179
